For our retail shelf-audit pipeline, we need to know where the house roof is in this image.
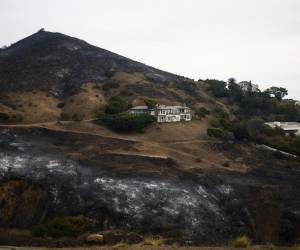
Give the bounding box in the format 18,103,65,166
157,105,190,110
130,104,191,111
130,106,149,110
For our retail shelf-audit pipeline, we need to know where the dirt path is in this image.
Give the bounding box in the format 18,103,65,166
0,120,140,143
0,120,232,171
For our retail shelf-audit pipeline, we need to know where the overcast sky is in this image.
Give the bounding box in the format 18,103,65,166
1,0,299,100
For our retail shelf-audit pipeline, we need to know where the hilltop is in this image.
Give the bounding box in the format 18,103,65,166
0,29,212,123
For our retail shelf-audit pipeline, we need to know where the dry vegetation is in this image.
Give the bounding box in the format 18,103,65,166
0,246,295,250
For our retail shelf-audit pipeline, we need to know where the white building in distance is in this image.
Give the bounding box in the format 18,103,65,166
129,104,192,123
238,81,260,92
265,121,300,135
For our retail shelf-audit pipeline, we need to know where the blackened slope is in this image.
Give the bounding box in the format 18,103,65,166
0,30,191,97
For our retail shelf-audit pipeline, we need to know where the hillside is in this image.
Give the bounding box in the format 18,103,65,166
0,30,300,248
0,29,212,123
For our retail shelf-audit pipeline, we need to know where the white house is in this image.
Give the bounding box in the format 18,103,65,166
156,105,191,123
265,121,300,135
129,104,192,123
238,81,260,92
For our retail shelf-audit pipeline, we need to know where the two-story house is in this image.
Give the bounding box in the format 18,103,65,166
156,105,191,123
129,104,192,123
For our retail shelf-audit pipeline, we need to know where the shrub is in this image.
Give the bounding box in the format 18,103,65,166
105,96,130,114
31,216,90,238
99,113,155,133
291,137,300,153
211,107,231,129
232,121,250,141
142,238,164,246
232,236,251,248
215,107,229,120
0,112,9,122
195,107,210,120
207,128,225,138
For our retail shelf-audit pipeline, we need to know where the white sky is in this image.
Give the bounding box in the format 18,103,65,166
1,0,300,100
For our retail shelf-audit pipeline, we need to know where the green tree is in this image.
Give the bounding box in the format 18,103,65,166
265,87,288,100
228,78,243,103
144,98,157,108
207,127,225,138
99,113,155,133
204,79,228,97
105,96,130,114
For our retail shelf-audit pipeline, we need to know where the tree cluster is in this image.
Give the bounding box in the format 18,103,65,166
97,96,155,133
204,78,300,156
204,78,297,122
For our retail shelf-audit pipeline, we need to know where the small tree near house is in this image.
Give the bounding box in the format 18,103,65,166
144,98,157,109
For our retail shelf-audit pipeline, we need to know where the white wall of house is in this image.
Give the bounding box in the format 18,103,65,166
156,105,191,123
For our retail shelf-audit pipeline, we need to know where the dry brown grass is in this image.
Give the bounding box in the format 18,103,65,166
61,83,106,121
0,83,105,124
231,236,251,248
40,118,247,173
0,90,61,123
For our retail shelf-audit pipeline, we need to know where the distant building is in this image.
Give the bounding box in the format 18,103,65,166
238,81,260,92
265,121,300,135
156,104,191,123
129,104,192,123
295,101,300,107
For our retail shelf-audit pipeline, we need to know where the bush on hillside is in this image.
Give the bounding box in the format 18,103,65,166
195,107,210,120
210,108,231,130
207,127,225,138
215,107,229,120
232,121,250,141
232,119,266,141
232,236,251,248
0,112,9,122
99,112,155,133
204,79,229,98
105,96,130,114
291,136,300,149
